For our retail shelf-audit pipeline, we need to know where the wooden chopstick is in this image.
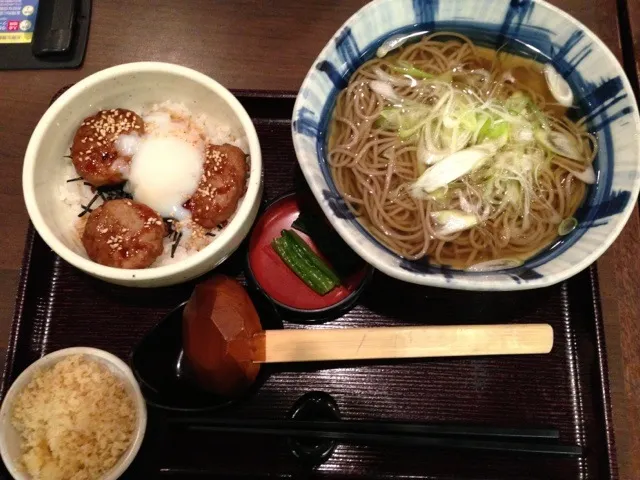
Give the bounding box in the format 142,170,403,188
183,424,582,456
170,417,560,440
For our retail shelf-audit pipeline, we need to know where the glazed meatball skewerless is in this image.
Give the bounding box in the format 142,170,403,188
188,143,248,229
71,109,145,187
82,199,166,269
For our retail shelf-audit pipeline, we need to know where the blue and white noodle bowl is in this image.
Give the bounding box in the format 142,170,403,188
292,0,640,291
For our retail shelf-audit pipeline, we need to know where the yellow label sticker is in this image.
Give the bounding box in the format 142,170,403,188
0,32,32,44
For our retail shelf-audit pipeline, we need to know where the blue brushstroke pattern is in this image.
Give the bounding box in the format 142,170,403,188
498,0,535,48
510,269,544,281
317,61,346,90
412,0,438,27
315,27,361,89
399,260,454,281
398,260,543,283
566,45,592,73
550,30,585,75
322,189,355,220
592,190,632,220
335,27,361,77
292,107,319,137
591,107,634,131
580,94,628,125
576,191,632,229
582,77,625,107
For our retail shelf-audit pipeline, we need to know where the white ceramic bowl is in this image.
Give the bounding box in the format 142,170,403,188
292,0,640,291
23,62,262,287
0,347,147,480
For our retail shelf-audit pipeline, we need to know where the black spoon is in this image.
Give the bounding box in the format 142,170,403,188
129,288,281,412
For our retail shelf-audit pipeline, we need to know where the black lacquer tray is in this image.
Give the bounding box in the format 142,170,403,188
0,91,616,479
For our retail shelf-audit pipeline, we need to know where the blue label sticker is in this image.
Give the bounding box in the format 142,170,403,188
0,0,39,44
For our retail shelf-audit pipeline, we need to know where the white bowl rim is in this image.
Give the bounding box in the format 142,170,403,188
23,61,262,283
0,347,147,480
291,0,640,291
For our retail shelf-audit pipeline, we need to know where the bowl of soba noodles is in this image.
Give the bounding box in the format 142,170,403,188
292,0,640,290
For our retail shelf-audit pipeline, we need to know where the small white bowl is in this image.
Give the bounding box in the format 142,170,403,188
0,347,147,480
23,62,263,287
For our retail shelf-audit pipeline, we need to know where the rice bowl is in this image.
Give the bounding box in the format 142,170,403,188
23,62,262,287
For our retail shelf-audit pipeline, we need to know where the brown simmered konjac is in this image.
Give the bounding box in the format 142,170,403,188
188,143,248,228
82,199,165,269
71,109,144,187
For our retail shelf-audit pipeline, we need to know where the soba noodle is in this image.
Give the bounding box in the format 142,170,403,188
327,32,595,269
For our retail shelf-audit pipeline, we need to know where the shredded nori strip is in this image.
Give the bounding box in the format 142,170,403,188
161,218,183,257
63,155,72,159
205,232,215,237
163,218,177,238
71,179,133,216
170,232,183,258
77,193,101,217
97,184,132,201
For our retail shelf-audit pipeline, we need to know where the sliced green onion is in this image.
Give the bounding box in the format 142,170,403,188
544,64,573,107
485,122,510,139
398,127,421,139
390,60,433,79
534,130,581,160
505,92,530,115
477,118,492,140
411,145,494,194
566,164,596,184
427,187,448,201
377,34,412,58
558,217,578,236
369,80,401,102
459,111,478,131
376,107,401,130
377,105,430,138
431,210,479,235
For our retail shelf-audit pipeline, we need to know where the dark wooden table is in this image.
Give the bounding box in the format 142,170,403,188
0,1,638,477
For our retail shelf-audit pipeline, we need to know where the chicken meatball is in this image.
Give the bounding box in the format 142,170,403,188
82,199,165,269
188,144,248,229
71,109,144,187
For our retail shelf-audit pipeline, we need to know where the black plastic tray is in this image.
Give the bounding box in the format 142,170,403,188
0,91,617,479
